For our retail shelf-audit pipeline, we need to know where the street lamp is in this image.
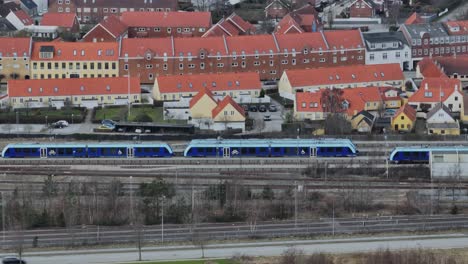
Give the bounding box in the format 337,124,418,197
45,115,48,128
129,176,133,225
1,192,5,249
71,114,74,125
161,195,166,243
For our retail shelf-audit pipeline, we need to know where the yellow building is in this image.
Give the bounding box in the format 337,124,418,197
351,111,375,133
0,37,32,82
426,103,460,135
189,87,218,119
391,104,417,132
30,42,119,79
153,72,262,101
8,77,141,109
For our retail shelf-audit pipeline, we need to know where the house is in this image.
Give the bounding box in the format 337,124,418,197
426,103,460,135
48,0,178,24
40,12,79,34
349,0,375,18
404,12,424,25
0,1,22,31
264,0,315,19
120,11,212,38
279,63,404,100
19,0,37,17
363,31,412,70
7,77,141,109
82,15,128,42
119,29,366,83
0,37,33,82
391,104,416,132
399,19,468,69
408,78,463,113
351,110,376,133
202,13,255,37
189,88,246,131
461,96,468,124
5,9,33,30
275,4,322,34
416,56,468,82
31,0,47,15
153,72,262,101
30,42,119,80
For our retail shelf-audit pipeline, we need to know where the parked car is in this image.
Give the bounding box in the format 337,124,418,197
263,115,271,121
259,105,267,112
242,105,249,112
52,120,69,128
268,105,277,112
2,257,26,264
249,106,258,112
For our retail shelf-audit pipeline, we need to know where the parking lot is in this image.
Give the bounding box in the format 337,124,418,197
244,100,284,133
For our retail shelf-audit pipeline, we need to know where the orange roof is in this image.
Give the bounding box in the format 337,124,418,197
120,11,211,28
189,87,216,108
0,37,31,57
275,14,304,34
417,58,447,78
393,104,416,122
226,34,277,54
405,12,424,25
284,64,404,88
41,12,77,28
174,36,227,56
202,13,254,37
409,78,462,103
295,91,323,113
8,77,140,97
323,30,364,49
32,42,119,61
444,20,468,36
228,13,255,32
120,38,173,57
212,95,245,118
275,32,327,51
13,10,33,26
99,15,127,38
156,72,261,94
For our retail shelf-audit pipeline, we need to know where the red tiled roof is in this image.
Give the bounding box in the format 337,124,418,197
174,36,227,56
41,12,77,28
202,25,228,37
189,87,216,108
228,13,254,32
323,30,364,49
120,38,173,57
284,64,404,88
202,13,254,37
297,14,316,26
393,104,416,122
99,15,128,38
417,58,447,78
0,37,31,57
409,78,462,103
226,34,277,54
295,91,323,112
433,55,468,76
8,77,140,97
275,14,304,34
212,95,245,118
13,10,33,26
405,12,424,25
31,42,119,61
156,72,261,94
444,20,468,36
120,11,211,28
275,31,327,50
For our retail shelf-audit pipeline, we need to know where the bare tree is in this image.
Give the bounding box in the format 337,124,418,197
192,228,207,258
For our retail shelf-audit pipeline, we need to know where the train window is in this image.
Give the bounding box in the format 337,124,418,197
89,148,97,153
248,148,256,154
58,148,65,155
273,147,281,152
259,147,267,152
144,148,151,152
335,147,342,152
403,152,410,157
65,148,73,154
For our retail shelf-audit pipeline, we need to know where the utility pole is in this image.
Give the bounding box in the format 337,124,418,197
332,199,335,236
130,176,134,225
294,181,298,228
161,196,165,243
1,192,5,249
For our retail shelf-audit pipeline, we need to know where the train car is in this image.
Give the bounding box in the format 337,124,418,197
389,146,468,164
183,138,358,158
1,142,173,158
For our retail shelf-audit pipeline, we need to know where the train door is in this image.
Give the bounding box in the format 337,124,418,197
223,147,230,158
310,147,316,157
40,148,47,158
127,147,134,158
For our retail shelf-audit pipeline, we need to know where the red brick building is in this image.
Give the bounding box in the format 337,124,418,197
48,0,178,24
119,30,366,84
121,11,211,38
82,15,128,42
349,0,375,18
202,13,255,37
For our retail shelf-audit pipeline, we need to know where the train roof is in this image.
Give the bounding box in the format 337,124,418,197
389,146,468,159
2,142,173,152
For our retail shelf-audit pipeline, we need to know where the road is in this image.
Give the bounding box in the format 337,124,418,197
439,1,468,22
12,233,468,264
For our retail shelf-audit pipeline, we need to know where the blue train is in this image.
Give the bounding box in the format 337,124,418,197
1,142,173,158
184,139,358,157
1,138,358,159
389,146,468,163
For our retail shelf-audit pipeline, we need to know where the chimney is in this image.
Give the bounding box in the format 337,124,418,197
425,83,428,90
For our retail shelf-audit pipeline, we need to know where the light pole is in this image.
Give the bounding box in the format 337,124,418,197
1,192,5,249
294,181,298,228
45,115,48,128
71,114,74,125
161,195,165,243
129,176,134,225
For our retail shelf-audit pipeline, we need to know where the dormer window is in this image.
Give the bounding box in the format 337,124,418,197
73,49,77,56
39,87,43,93
81,50,85,56
28,87,32,93
54,87,58,93
146,53,152,60
80,86,84,91
39,46,54,59
106,85,110,91
98,49,102,56
212,82,216,87
235,81,240,86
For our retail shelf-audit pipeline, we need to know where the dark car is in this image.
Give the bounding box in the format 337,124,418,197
2,257,26,264
249,105,258,112
259,105,267,112
268,105,277,112
242,105,249,112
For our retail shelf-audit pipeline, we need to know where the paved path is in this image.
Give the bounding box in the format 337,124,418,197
11,234,468,264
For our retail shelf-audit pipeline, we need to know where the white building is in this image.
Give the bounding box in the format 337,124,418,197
363,31,412,70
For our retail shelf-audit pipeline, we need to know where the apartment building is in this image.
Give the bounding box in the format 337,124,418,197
0,37,32,82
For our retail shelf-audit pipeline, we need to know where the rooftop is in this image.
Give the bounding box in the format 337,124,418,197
41,12,77,28
120,11,211,28
0,37,31,57
32,42,119,61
